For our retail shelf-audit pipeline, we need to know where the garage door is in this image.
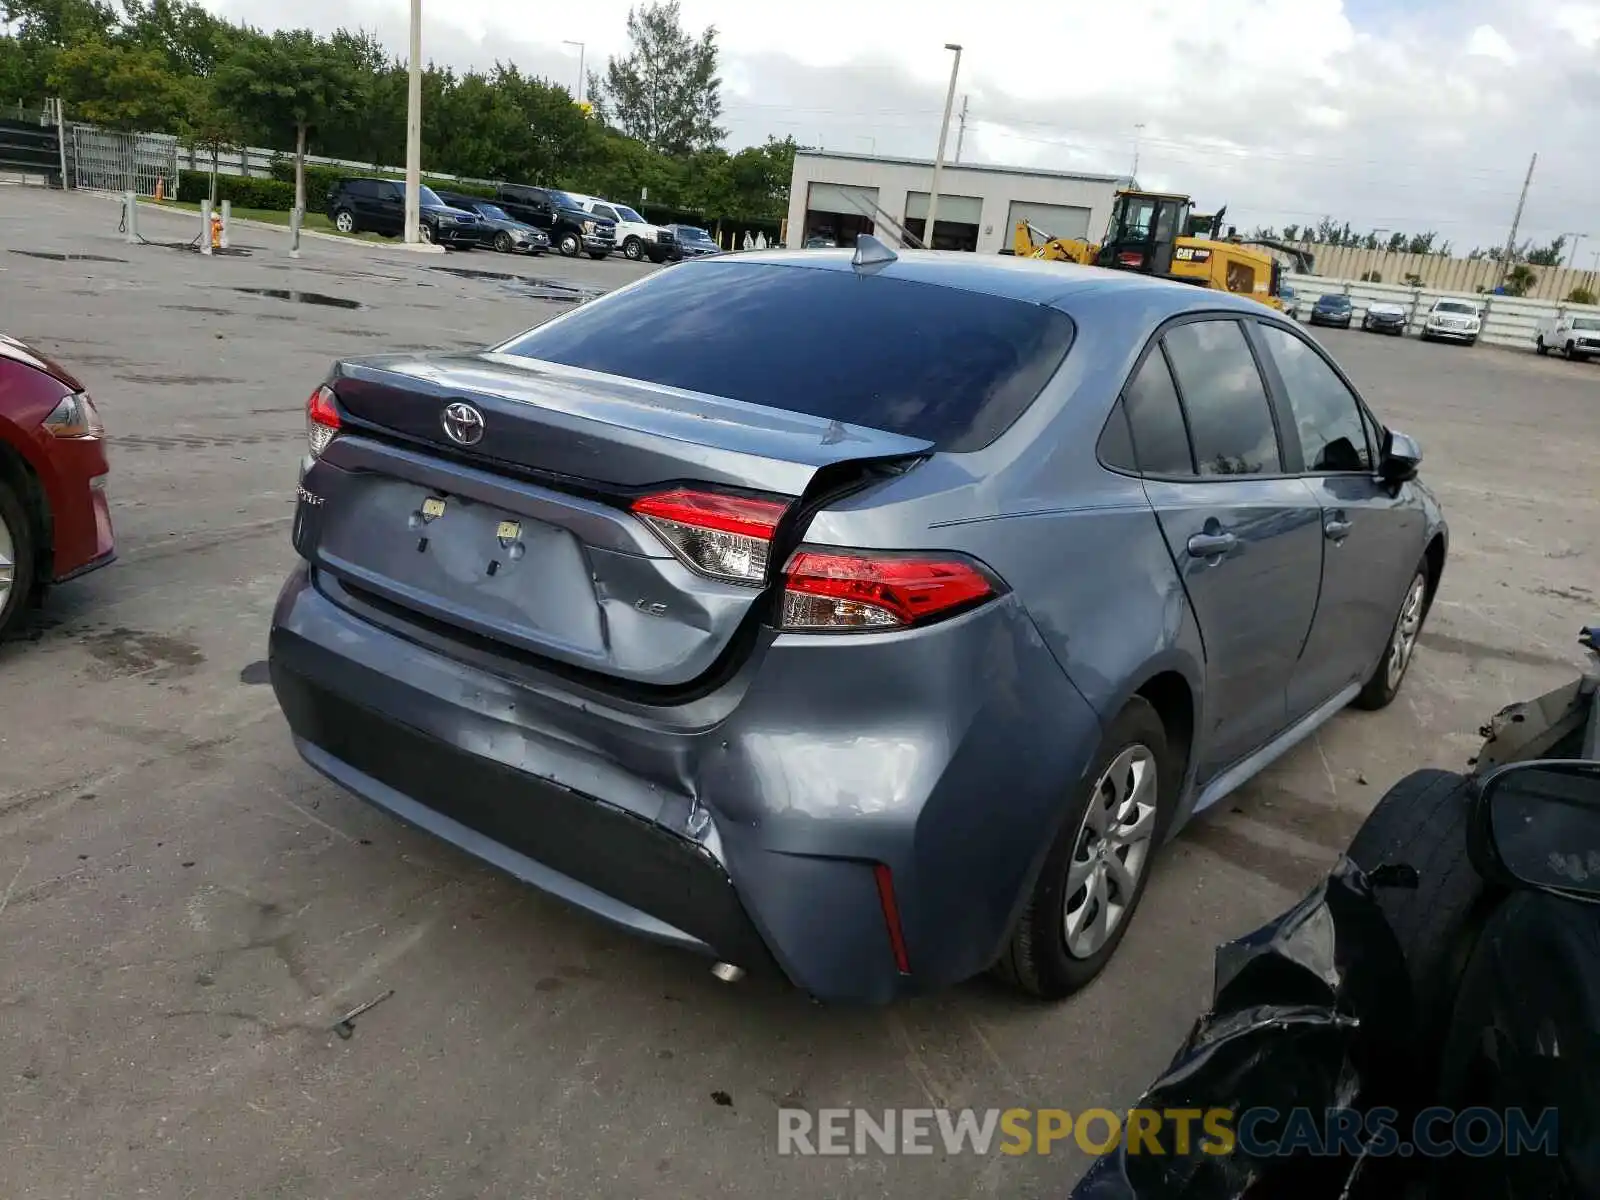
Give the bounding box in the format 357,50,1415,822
807,183,880,217
904,192,983,224
1006,201,1092,242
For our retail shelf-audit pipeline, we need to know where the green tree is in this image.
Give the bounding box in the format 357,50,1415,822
1,0,117,45
48,39,189,129
1526,235,1567,267
1504,264,1537,296
592,1,723,155
214,28,350,211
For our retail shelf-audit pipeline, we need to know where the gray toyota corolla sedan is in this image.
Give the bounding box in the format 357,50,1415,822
269,243,1447,1004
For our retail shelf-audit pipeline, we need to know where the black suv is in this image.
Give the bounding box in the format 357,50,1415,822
494,184,617,259
326,178,486,248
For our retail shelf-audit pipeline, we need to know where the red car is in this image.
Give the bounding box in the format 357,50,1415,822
0,333,114,637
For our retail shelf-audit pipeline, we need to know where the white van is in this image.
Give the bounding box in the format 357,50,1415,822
1535,311,1600,361
573,196,680,263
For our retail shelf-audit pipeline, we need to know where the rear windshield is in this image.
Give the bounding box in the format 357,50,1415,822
497,260,1075,451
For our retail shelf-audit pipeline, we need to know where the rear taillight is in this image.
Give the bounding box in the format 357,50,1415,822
306,385,340,459
780,550,996,631
631,488,789,585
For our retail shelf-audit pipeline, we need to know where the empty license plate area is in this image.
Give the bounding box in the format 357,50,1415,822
317,479,606,655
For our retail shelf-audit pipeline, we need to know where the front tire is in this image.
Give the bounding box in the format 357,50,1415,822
333,208,356,235
418,223,434,244
1536,336,1549,356
558,232,580,257
494,232,512,253
994,697,1171,1000
0,477,37,641
1355,567,1429,710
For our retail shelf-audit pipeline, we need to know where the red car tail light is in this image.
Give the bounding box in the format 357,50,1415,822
306,384,341,459
631,488,790,585
779,550,996,631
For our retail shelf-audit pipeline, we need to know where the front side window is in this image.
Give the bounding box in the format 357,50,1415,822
1257,325,1371,472
1162,320,1282,477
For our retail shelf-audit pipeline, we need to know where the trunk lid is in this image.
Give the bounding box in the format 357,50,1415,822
300,352,932,688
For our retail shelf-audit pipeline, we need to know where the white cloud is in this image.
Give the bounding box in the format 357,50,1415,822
196,0,1599,252
1466,24,1517,63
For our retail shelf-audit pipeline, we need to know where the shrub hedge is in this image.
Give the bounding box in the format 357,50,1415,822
175,170,296,210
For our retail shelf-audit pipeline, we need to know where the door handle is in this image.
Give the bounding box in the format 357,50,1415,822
1187,531,1238,558
1324,516,1353,542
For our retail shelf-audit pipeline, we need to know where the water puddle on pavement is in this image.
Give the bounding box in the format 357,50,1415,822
429,266,605,303
233,287,364,310
10,251,128,263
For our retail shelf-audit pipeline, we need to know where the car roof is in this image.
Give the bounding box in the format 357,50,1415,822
713,249,1272,317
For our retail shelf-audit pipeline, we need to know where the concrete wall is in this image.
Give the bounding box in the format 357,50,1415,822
1285,273,1600,351
1287,242,1600,303
787,151,1126,255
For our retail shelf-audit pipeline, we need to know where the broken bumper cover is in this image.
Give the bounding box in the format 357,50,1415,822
267,563,1103,1003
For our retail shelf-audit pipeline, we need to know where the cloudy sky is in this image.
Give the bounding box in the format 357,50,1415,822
199,0,1600,257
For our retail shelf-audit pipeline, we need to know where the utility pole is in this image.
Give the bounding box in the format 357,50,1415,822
954,94,968,162
1565,232,1586,270
563,41,586,105
403,0,422,245
923,43,962,251
1497,151,1536,281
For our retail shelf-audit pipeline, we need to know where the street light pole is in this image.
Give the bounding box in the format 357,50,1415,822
563,41,586,105
403,0,422,244
922,43,962,252
1563,231,1586,270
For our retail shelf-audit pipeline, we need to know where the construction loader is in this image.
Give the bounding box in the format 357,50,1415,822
1010,189,1313,312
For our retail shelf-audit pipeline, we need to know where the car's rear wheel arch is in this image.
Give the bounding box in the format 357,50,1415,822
1135,670,1194,809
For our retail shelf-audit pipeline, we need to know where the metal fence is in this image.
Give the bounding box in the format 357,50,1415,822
68,124,180,196
0,102,65,185
1284,274,1600,352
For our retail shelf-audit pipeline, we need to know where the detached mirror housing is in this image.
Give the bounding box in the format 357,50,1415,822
1478,761,1600,898
1379,428,1422,484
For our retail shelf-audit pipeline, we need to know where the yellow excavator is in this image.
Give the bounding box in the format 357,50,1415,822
1009,190,1313,311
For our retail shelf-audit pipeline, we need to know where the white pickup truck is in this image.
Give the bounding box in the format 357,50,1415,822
1535,311,1600,361
572,195,680,263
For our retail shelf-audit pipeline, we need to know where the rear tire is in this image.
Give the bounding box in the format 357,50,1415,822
1536,336,1549,356
623,236,644,261
1355,566,1429,710
1345,769,1489,1052
994,697,1172,1000
0,477,37,641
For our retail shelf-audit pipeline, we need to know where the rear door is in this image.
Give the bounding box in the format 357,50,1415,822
1130,317,1324,781
1252,321,1426,717
372,181,404,234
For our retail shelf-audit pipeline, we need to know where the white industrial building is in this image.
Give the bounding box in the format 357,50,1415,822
785,150,1132,255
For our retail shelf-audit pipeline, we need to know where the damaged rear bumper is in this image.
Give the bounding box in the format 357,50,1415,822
267,563,1103,1003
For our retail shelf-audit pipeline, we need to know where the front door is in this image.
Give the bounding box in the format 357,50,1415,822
1251,322,1428,717
1123,320,1324,782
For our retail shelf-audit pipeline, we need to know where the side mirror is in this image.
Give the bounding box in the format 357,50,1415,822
1474,761,1600,898
1378,428,1422,484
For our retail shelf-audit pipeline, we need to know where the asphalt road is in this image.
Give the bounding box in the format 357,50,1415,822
2,187,1596,1200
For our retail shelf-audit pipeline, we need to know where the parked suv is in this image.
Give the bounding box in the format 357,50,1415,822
325,179,485,247
572,196,679,263
494,185,616,259
1535,311,1600,361
1420,299,1482,346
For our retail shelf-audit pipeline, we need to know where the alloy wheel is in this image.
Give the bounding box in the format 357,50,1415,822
1386,575,1427,690
0,505,16,615
1063,745,1158,959
334,211,354,234
419,224,433,244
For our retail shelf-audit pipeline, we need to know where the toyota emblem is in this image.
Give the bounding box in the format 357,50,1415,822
441,401,485,447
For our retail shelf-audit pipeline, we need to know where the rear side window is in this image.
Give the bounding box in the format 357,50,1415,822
1120,349,1195,475
1162,320,1282,476
498,261,1076,451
